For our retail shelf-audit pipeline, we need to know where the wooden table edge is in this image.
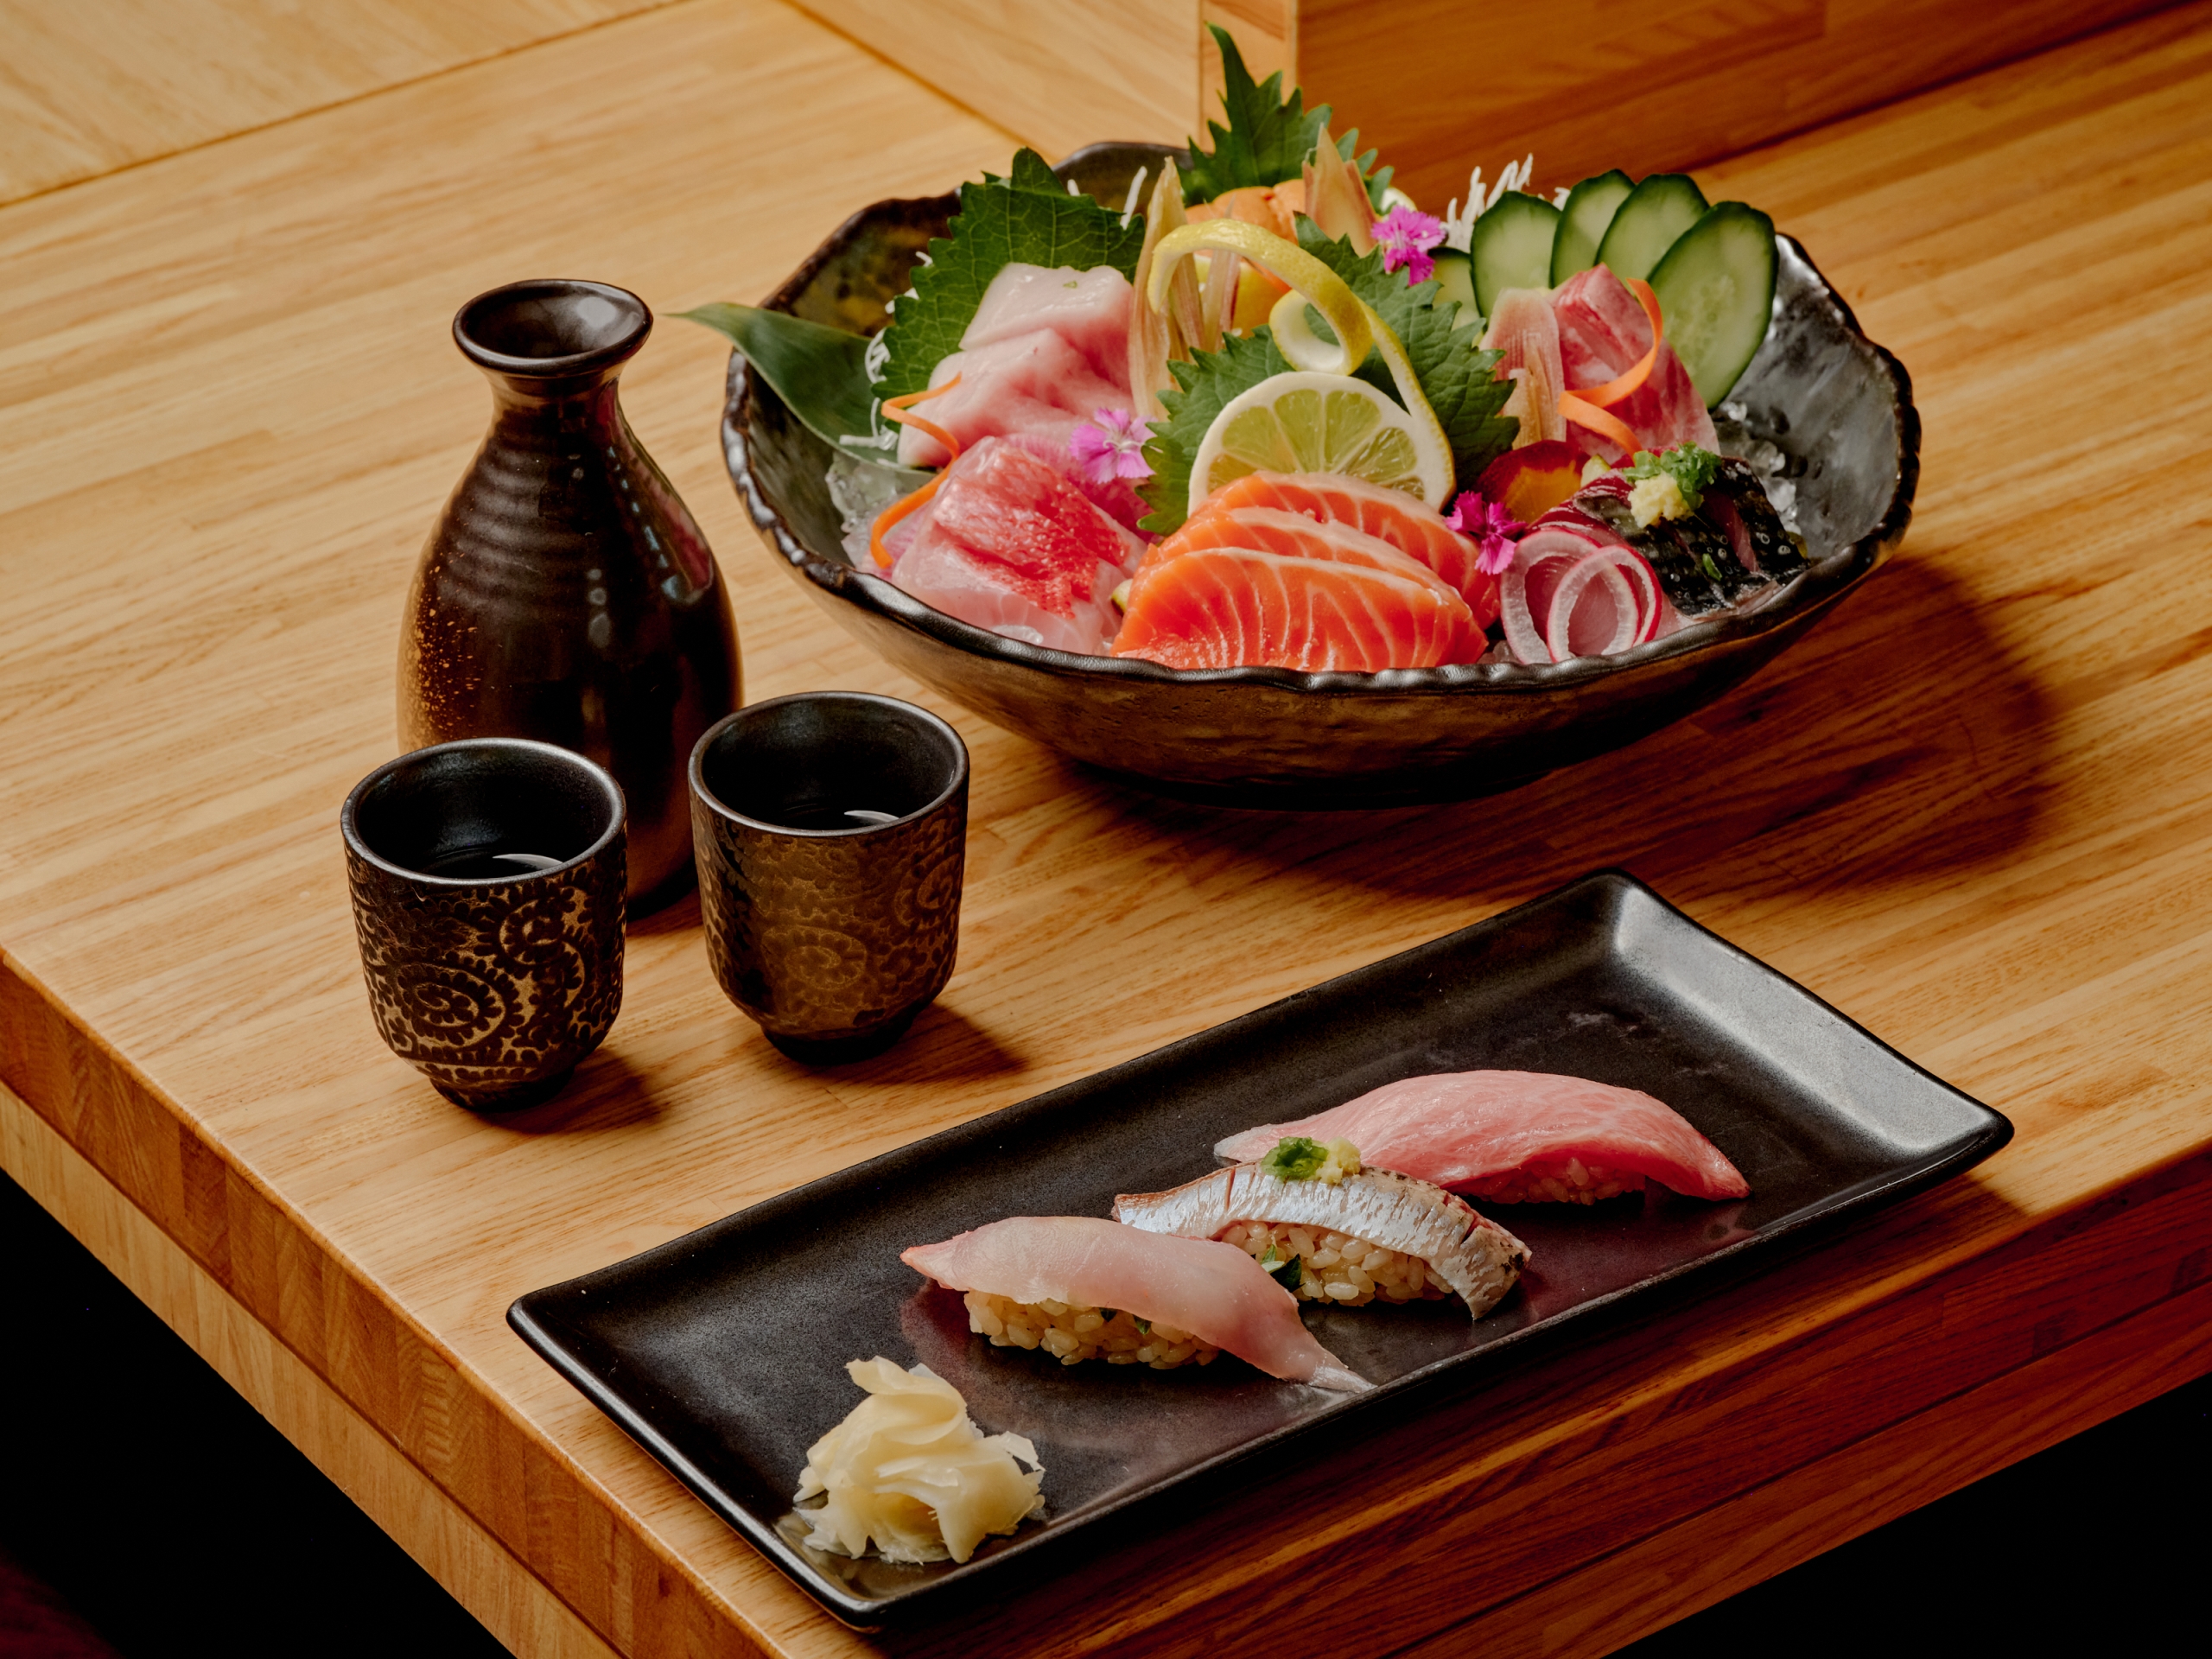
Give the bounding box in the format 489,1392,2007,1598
0,955,778,1656
7,942,2210,1657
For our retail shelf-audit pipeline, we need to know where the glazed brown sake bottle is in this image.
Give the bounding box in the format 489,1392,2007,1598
400,279,741,914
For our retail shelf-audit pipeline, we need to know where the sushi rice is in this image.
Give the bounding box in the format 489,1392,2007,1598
963,1291,1222,1370
1218,1218,1457,1306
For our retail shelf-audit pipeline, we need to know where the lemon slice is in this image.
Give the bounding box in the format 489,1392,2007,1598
1191,371,1446,509
1147,221,1456,513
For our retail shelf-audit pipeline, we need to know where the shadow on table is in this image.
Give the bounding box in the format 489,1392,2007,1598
1071,557,2052,909
494,1044,667,1135
748,1001,1030,1087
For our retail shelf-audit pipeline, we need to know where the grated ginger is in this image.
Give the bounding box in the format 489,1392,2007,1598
793,1358,1044,1564
1630,470,1691,526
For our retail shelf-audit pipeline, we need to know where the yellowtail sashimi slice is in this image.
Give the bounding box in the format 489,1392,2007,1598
1113,1164,1528,1319
902,1216,1370,1391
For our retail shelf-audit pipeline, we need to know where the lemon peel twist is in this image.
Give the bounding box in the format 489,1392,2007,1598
1145,220,1455,507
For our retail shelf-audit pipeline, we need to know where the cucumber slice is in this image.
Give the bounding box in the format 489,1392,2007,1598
1549,170,1634,285
1648,201,1778,407
1471,192,1562,318
1596,174,1708,283
1429,248,1478,326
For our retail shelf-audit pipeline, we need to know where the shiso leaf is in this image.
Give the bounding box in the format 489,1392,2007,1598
874,148,1147,399
1179,27,1389,208
1259,1135,1331,1181
1136,327,1290,535
1293,222,1518,485
1182,24,1328,205
1266,1253,1303,1292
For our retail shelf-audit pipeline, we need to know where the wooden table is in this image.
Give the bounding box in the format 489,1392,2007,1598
3,3,2209,1654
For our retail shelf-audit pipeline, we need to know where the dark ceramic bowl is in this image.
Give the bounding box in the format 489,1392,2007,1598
721,143,1918,809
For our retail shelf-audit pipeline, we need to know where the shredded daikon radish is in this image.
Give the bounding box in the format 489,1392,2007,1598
793,1358,1045,1564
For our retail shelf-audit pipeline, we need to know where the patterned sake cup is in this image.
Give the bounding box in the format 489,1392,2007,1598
341,738,626,1110
689,693,968,1064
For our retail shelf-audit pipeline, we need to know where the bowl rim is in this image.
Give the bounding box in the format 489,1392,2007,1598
722,144,1920,700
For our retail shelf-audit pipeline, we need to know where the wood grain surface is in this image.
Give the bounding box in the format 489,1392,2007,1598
0,0,675,207
2,2,2209,1656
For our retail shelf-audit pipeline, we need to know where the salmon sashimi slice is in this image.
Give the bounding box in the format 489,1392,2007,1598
1185,472,1501,627
1113,548,1473,671
902,1216,1370,1390
1113,1165,1529,1318
1143,509,1462,599
1215,1070,1751,1204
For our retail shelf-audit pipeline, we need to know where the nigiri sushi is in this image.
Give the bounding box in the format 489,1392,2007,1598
902,1216,1370,1391
1215,1071,1750,1205
1114,1140,1528,1319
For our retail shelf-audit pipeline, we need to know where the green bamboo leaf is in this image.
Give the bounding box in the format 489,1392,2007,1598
677,302,916,472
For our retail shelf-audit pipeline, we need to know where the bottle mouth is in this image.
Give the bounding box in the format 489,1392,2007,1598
453,278,651,379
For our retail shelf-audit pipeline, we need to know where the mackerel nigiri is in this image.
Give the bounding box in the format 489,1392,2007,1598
903,1216,1370,1391
1216,1071,1749,1205
1115,1146,1527,1319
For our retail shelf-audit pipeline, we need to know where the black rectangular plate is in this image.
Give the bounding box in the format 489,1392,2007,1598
509,871,2011,1626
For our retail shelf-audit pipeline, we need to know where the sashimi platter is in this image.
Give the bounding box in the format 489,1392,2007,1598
511,875,2006,1624
710,28,1916,806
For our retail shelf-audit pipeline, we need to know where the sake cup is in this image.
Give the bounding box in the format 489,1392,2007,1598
689,693,968,1064
341,738,626,1110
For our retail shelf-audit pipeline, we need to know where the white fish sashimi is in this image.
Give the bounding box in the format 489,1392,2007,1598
902,1216,1370,1392
1113,1165,1528,1319
957,264,1133,379
895,264,1135,467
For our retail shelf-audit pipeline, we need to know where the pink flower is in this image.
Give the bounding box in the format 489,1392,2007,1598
1070,408,1153,485
1446,490,1526,576
1374,204,1447,286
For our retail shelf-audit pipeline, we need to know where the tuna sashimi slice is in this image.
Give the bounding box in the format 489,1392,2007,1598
1190,473,1500,628
1113,548,1474,671
929,439,1143,613
886,436,1141,654
890,529,1122,653
902,1216,1370,1390
1551,265,1717,463
897,329,1130,468
1215,1070,1750,1203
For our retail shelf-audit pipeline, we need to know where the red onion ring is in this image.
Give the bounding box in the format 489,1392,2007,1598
1502,529,1666,663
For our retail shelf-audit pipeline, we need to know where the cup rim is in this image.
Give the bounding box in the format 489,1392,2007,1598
340,737,626,887
688,692,969,839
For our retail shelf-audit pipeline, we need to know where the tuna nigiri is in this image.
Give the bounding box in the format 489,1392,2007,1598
1114,1145,1528,1318
1215,1071,1750,1205
903,1216,1370,1390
